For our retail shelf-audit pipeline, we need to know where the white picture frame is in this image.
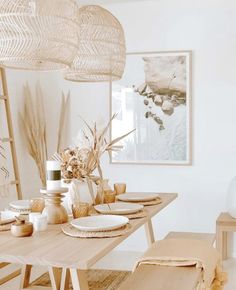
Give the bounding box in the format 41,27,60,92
110,51,192,165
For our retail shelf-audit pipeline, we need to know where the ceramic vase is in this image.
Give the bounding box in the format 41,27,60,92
62,179,97,214
226,176,236,218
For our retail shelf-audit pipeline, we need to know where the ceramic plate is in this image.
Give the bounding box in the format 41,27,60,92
9,200,32,210
117,192,160,202
70,215,129,232
94,202,144,215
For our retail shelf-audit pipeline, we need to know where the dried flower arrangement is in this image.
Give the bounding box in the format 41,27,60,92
58,114,135,183
19,84,70,186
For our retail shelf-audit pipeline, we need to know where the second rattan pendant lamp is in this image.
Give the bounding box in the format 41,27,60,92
65,5,126,82
0,0,79,71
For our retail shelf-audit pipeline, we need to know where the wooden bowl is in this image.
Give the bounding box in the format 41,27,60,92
11,219,33,237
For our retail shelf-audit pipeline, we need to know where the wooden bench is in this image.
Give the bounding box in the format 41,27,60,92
118,232,215,290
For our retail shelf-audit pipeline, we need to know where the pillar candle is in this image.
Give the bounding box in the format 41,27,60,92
46,160,61,190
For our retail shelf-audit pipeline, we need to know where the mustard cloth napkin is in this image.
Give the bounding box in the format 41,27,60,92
133,238,227,290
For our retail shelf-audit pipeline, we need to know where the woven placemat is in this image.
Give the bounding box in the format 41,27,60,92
90,207,148,219
0,223,12,232
0,218,16,232
115,197,162,206
61,223,131,238
136,198,162,206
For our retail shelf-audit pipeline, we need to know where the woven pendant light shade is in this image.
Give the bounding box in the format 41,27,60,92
0,0,79,71
65,5,126,82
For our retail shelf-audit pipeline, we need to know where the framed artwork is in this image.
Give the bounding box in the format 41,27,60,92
110,51,192,165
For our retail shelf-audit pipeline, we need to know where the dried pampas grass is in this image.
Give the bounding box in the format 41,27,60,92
19,84,48,186
19,84,70,187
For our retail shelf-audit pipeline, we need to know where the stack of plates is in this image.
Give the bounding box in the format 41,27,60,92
117,192,160,202
70,215,129,232
9,200,32,215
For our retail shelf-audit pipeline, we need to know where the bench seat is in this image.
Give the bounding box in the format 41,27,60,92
118,232,215,290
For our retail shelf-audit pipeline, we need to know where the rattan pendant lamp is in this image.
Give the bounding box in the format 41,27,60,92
65,5,126,82
0,0,79,71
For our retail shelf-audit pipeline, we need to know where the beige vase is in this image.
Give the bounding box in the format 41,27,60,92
62,179,97,214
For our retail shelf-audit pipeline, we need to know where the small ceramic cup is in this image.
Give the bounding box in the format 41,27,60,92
104,190,116,203
114,183,126,195
33,215,48,232
72,202,89,219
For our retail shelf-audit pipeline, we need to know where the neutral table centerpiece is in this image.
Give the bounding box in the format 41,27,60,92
57,114,135,212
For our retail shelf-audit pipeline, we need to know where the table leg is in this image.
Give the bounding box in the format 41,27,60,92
60,268,70,290
19,264,32,289
144,219,155,246
48,267,62,290
70,269,89,290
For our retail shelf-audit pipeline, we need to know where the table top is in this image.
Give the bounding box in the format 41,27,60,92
0,193,177,270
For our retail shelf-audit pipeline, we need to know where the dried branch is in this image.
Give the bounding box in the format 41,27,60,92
60,114,135,181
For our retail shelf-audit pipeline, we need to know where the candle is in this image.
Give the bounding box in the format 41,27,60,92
33,215,47,231
46,160,61,190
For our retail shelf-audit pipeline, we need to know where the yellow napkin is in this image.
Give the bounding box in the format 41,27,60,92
134,238,227,290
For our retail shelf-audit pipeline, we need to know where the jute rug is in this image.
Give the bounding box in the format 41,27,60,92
32,269,131,290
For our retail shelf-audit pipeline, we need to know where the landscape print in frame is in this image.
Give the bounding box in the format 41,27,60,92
110,51,192,165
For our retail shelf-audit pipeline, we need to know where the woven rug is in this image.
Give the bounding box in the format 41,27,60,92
32,269,131,290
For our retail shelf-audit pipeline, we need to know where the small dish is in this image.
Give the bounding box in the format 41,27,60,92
9,200,32,210
117,192,160,202
70,215,129,232
94,202,143,215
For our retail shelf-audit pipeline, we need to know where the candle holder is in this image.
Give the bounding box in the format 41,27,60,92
40,188,68,224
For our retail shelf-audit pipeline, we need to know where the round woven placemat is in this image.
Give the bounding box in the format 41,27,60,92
115,197,162,206
135,198,162,206
61,223,131,238
89,207,147,219
0,223,12,232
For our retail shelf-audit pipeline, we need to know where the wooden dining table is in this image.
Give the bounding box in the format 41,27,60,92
0,192,177,290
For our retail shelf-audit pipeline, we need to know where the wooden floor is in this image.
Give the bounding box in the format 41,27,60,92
0,251,234,290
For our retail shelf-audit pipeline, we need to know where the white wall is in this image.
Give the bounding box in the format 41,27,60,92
2,0,236,253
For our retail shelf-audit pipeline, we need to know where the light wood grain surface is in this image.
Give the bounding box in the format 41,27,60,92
0,193,177,270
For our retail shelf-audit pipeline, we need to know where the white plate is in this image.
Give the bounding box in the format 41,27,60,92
94,202,143,215
9,200,32,210
70,215,129,232
117,192,160,202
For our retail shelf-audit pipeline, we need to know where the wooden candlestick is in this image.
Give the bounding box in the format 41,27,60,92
40,188,68,224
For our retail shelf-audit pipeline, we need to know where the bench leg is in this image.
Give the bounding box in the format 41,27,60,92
222,232,227,260
216,228,227,260
145,219,155,246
